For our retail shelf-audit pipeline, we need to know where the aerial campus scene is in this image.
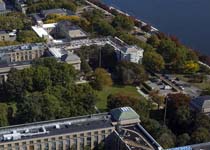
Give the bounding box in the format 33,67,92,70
0,0,210,150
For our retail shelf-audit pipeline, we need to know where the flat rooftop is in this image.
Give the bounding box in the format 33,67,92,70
0,43,46,54
0,113,113,143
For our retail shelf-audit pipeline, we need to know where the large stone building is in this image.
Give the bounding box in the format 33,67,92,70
0,43,46,64
0,107,163,150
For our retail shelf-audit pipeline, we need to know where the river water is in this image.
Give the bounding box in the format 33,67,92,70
102,0,210,56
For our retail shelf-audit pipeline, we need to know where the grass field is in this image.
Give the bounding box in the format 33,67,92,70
95,85,145,111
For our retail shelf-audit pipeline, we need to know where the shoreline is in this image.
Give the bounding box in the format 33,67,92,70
87,0,210,67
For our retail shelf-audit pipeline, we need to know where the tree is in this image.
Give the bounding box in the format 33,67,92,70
167,93,190,110
147,34,160,48
107,93,150,119
143,119,161,136
76,44,117,71
17,30,45,43
91,68,113,90
156,127,175,148
93,19,116,36
143,51,165,72
176,133,190,146
194,114,210,129
183,61,199,74
80,57,92,73
32,66,52,91
191,127,210,143
101,44,118,72
149,90,165,109
0,103,9,127
115,61,147,85
166,93,191,134
16,92,60,123
112,15,134,31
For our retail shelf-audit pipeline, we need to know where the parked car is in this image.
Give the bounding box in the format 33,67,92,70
179,86,185,90
164,85,172,90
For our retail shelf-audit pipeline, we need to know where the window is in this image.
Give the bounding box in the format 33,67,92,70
58,140,63,150
65,139,70,150
22,142,27,150
7,144,12,150
80,137,84,150
0,145,3,150
51,142,56,150
87,132,91,147
15,143,20,150
94,131,98,135
72,138,77,149
101,130,106,134
44,143,49,150
36,143,41,150
94,136,98,146
102,135,106,141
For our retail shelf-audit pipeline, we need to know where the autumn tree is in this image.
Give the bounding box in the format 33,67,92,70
91,68,113,90
143,51,165,72
183,61,199,74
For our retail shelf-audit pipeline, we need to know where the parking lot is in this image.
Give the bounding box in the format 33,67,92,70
144,75,176,96
158,74,202,98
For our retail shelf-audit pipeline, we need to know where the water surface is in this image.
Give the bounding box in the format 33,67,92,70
102,0,210,55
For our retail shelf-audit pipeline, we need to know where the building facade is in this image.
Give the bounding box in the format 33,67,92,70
117,45,144,64
0,107,162,150
0,43,46,64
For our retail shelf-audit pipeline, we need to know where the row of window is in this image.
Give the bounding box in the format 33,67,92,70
0,129,113,150
9,50,44,62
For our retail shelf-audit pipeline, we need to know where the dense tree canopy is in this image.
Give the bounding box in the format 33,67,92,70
17,30,45,43
0,12,32,30
0,58,97,124
115,61,147,85
143,51,165,72
112,15,134,31
27,0,77,13
107,93,150,119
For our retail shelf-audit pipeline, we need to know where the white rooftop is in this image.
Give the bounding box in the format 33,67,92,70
49,47,64,58
42,23,57,29
32,25,53,40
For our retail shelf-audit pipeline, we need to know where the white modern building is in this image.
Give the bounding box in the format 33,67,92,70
117,45,144,64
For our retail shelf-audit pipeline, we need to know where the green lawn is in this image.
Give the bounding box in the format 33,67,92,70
96,85,145,111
